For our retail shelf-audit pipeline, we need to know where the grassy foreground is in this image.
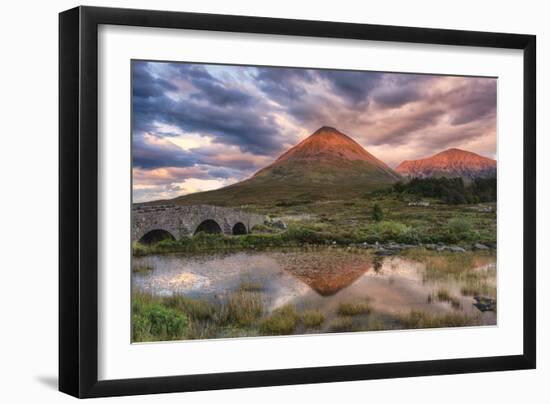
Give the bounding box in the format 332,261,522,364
132,283,484,342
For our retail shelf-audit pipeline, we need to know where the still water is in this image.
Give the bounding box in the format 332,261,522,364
133,248,496,332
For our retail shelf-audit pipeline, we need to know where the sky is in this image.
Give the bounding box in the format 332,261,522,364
132,60,497,203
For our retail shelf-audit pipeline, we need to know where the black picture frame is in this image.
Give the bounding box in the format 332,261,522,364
59,6,536,398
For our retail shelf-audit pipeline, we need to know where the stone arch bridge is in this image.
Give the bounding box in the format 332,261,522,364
132,204,267,243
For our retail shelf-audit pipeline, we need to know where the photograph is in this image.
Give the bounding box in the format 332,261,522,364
130,60,498,342
0,0,542,401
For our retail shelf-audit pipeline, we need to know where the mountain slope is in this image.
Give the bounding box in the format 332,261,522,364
163,126,401,207
252,126,400,182
395,148,496,180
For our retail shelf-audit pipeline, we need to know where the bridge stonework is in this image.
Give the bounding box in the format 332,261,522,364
132,204,267,242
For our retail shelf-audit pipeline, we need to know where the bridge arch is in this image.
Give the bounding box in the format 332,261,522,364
132,205,266,242
138,229,176,244
194,219,222,235
232,222,247,235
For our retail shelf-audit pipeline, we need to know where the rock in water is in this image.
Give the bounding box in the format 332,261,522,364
473,296,496,312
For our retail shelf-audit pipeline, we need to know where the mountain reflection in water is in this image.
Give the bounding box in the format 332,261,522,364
276,251,372,296
133,249,497,330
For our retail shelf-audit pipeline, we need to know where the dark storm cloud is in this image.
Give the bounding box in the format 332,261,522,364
368,108,447,146
132,62,178,98
447,79,497,125
318,70,384,104
172,64,254,107
132,62,286,156
254,68,384,115
132,133,199,169
133,132,271,173
251,68,388,136
372,75,434,108
255,67,316,102
361,76,497,149
161,97,282,154
374,86,421,108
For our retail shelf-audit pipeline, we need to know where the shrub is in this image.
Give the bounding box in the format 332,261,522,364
157,238,177,248
371,203,384,222
132,241,149,256
469,177,497,202
220,291,263,327
398,310,477,329
337,301,372,316
392,176,496,205
436,289,461,309
369,221,418,243
444,217,479,243
460,280,496,298
329,316,354,332
259,305,300,335
132,302,188,341
282,226,323,244
164,295,215,321
301,310,325,328
192,232,227,245
250,223,280,234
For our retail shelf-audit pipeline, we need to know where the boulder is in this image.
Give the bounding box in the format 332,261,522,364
473,296,496,312
473,243,489,250
361,242,376,249
271,219,287,230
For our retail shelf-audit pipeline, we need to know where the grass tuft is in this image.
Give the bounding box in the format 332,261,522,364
238,281,265,292
132,294,188,342
132,262,153,274
218,291,264,327
301,310,325,329
337,301,372,316
329,316,354,332
436,289,462,309
398,310,479,329
259,305,300,335
163,294,215,321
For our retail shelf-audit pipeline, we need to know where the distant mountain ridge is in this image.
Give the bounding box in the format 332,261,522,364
395,148,496,180
143,129,496,207
161,126,401,207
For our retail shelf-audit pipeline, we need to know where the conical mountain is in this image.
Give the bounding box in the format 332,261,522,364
253,126,400,180
395,148,496,180
167,127,401,207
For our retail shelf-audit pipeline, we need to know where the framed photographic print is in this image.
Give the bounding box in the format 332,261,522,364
59,6,536,398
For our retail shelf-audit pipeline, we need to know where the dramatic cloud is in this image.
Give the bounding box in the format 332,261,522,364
132,61,496,202
318,70,384,104
133,133,199,169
